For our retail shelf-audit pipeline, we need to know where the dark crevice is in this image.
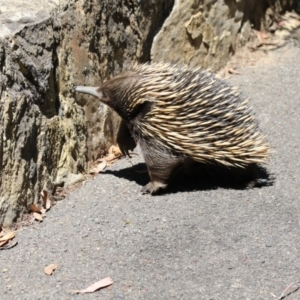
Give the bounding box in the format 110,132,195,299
87,0,175,75
52,38,61,115
0,127,3,180
0,45,5,100
238,0,283,31
17,60,36,85
37,42,60,119
15,97,27,126
187,32,203,50
112,11,130,28
0,45,5,73
224,0,240,18
140,0,175,62
229,44,235,56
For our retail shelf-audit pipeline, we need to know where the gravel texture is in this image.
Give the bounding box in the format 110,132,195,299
1,45,300,300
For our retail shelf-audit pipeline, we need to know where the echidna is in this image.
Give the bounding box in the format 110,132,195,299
76,63,270,194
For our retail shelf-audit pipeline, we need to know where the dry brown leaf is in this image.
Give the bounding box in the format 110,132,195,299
106,146,123,162
256,30,264,44
109,145,122,157
41,190,51,210
70,277,113,294
44,264,58,275
104,153,116,162
0,240,18,250
89,160,107,174
228,68,241,75
90,145,123,174
29,204,42,214
277,281,300,300
108,145,114,155
279,18,300,31
107,157,123,164
93,145,123,171
0,231,16,242
123,218,131,225
0,240,8,247
33,212,43,222
104,146,122,163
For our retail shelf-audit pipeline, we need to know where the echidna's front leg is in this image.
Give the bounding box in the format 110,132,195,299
117,119,136,157
140,142,183,194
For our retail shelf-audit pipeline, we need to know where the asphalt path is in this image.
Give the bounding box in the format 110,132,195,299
1,45,300,300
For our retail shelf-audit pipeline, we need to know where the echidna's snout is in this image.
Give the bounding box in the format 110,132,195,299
75,86,102,98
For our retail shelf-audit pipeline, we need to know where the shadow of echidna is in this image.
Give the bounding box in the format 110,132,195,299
104,162,274,195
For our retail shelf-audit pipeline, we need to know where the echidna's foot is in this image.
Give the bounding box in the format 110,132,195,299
139,140,184,195
245,180,256,189
141,181,167,195
238,164,274,189
247,177,273,189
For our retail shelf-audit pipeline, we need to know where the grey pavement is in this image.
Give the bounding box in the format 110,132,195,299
1,45,300,300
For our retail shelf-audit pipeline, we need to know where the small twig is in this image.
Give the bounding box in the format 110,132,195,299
228,67,242,75
127,152,139,157
277,281,300,300
256,41,279,48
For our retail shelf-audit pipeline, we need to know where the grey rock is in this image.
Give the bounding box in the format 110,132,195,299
151,0,293,70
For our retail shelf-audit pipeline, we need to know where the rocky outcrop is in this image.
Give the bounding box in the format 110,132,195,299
0,0,63,226
151,0,293,70
0,0,174,226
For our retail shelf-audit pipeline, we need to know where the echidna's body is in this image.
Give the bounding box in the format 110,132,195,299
76,63,270,194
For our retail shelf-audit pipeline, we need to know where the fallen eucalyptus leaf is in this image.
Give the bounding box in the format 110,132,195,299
70,277,113,294
29,204,42,214
0,231,16,242
44,264,58,275
33,212,43,222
